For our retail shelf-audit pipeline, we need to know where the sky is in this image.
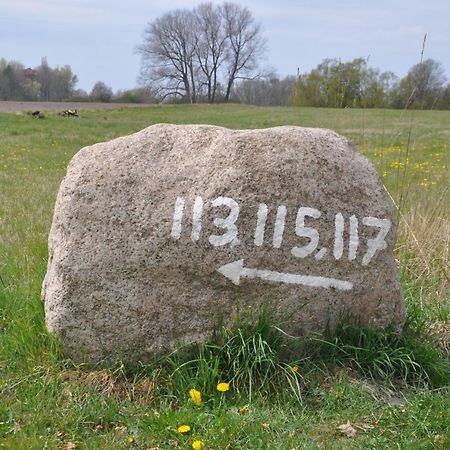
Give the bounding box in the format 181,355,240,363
1,0,449,93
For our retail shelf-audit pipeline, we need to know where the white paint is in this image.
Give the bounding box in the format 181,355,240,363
254,203,268,246
191,196,204,242
170,195,391,267
362,217,391,266
208,196,240,247
291,207,321,258
272,205,287,248
333,212,344,260
348,215,359,261
170,196,185,240
217,259,353,290
315,248,327,260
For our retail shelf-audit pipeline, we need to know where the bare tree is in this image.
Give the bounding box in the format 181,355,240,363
137,2,265,103
52,65,78,100
0,59,24,100
90,81,113,102
409,59,447,107
396,59,447,108
221,2,266,102
37,57,52,102
194,3,228,103
138,9,199,103
233,73,296,106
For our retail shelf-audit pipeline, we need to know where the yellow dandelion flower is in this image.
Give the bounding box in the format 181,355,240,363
238,406,249,414
177,425,191,434
217,382,230,392
127,436,135,444
390,161,404,169
189,388,202,406
291,365,300,373
192,440,204,450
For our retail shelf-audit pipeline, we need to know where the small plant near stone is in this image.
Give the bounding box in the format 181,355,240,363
162,301,449,408
165,302,304,404
304,323,449,388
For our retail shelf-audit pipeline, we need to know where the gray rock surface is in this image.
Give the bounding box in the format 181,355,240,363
42,124,405,365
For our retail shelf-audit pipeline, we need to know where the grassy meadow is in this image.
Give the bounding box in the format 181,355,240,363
0,104,449,449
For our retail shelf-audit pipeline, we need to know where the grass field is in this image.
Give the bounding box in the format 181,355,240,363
0,104,449,449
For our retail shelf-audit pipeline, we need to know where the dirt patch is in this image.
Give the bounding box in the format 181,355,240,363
0,101,150,113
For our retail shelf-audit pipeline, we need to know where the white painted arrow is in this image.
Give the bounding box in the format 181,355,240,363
217,259,353,291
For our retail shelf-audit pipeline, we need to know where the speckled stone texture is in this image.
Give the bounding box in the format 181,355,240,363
42,124,405,365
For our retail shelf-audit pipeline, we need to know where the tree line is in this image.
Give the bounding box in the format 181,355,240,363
289,57,449,109
0,57,77,102
138,1,450,109
0,57,154,103
2,1,450,109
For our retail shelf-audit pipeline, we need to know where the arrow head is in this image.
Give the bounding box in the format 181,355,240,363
217,259,244,285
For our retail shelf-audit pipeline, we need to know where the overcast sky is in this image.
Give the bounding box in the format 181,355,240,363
1,0,449,92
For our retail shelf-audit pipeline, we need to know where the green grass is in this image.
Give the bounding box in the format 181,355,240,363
0,104,449,449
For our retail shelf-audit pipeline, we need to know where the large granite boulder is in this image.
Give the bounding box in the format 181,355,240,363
42,124,405,364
